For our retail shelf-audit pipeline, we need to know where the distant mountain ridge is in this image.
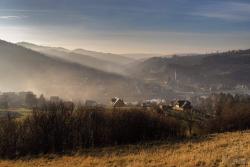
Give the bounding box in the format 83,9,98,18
129,49,250,92
73,48,133,65
17,42,132,75
0,39,154,102
1,39,250,101
121,53,165,60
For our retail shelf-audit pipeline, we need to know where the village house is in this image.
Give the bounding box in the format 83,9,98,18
171,100,192,112
111,97,125,107
50,96,61,103
85,100,98,107
141,99,166,108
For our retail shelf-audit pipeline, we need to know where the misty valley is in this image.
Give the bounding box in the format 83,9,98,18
1,0,250,166
1,39,250,104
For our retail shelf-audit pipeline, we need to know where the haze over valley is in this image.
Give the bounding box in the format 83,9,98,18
0,39,249,103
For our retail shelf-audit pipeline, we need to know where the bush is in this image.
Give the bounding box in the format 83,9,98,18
201,94,250,133
0,103,184,158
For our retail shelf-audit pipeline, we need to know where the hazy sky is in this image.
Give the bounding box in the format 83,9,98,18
0,0,250,54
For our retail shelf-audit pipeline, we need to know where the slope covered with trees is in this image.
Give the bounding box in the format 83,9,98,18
129,50,250,92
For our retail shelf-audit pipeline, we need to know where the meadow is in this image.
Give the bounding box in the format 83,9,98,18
0,108,32,119
0,130,249,167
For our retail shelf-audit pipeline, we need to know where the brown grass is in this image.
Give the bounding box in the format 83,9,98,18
1,131,250,167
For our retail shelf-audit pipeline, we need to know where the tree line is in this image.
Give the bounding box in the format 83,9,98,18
0,103,184,158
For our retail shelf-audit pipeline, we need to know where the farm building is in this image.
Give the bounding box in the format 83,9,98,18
172,100,192,111
85,100,97,107
111,97,125,107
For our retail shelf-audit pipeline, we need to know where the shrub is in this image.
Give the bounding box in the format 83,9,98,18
201,94,250,133
0,103,184,158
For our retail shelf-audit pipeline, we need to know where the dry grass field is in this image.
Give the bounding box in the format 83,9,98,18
0,108,32,119
0,131,250,167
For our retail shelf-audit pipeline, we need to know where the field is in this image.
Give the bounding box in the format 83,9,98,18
0,108,32,119
0,131,249,167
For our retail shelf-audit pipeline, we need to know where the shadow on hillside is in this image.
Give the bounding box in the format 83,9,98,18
15,135,216,161
78,135,216,158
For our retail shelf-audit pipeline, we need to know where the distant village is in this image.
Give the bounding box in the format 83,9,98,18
2,90,250,129
0,91,193,111
0,91,202,121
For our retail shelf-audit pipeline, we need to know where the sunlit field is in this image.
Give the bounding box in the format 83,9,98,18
0,108,32,119
1,130,249,167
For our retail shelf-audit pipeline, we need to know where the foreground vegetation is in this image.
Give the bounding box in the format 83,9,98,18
0,108,32,119
0,130,249,167
0,104,184,158
0,93,250,165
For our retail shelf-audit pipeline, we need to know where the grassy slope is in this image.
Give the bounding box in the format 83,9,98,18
0,108,32,119
1,131,250,167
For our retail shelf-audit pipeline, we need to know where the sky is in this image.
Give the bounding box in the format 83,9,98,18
0,0,250,54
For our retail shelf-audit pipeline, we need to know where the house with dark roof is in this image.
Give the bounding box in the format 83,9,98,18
172,100,192,111
111,97,125,107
